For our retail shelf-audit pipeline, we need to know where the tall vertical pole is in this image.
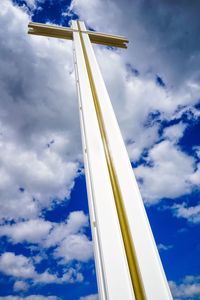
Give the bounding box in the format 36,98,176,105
72,20,135,300
72,20,172,300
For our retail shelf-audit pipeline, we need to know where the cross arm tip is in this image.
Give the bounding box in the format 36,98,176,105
87,31,129,49
27,21,73,40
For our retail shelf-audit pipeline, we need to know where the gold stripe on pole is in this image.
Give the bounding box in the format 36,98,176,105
77,21,146,300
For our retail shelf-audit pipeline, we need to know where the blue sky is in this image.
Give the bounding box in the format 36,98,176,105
0,0,199,299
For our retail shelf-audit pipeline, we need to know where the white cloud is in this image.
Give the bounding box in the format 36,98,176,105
13,280,29,292
79,294,98,300
0,252,84,285
62,267,84,283
44,211,93,263
0,219,52,243
0,252,57,284
68,0,200,167
0,0,199,298
54,233,93,263
0,124,78,222
157,243,173,251
70,0,200,91
0,252,36,279
20,0,45,11
189,163,200,186
169,275,200,300
24,0,37,9
194,147,200,159
135,140,196,202
44,211,89,248
0,297,58,300
0,211,93,263
171,203,200,224
93,47,180,162
163,123,187,143
0,0,199,225
0,0,81,222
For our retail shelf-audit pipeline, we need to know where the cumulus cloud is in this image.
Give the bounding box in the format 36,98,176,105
169,275,200,300
68,0,200,168
0,0,81,222
163,123,187,143
0,211,93,263
0,252,36,279
135,140,196,202
0,218,52,243
70,0,200,89
46,211,93,263
44,210,89,247
0,0,199,226
93,46,193,163
189,163,200,186
0,252,59,283
54,233,93,263
171,203,200,224
0,0,199,298
13,280,29,292
0,251,84,285
61,267,84,283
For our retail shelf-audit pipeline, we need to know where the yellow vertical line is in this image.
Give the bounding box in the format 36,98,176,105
72,42,108,300
77,21,146,300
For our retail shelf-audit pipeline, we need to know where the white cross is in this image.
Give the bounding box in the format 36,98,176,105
28,20,172,300
28,21,128,48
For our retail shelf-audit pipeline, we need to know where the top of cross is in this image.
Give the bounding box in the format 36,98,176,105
28,20,128,48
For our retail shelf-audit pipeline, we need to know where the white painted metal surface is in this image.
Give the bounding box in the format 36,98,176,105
72,21,135,300
72,20,172,300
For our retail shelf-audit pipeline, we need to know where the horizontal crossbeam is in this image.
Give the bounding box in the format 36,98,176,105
28,22,129,48
28,22,74,40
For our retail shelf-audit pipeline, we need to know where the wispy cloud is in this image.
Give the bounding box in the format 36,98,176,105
157,243,173,251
